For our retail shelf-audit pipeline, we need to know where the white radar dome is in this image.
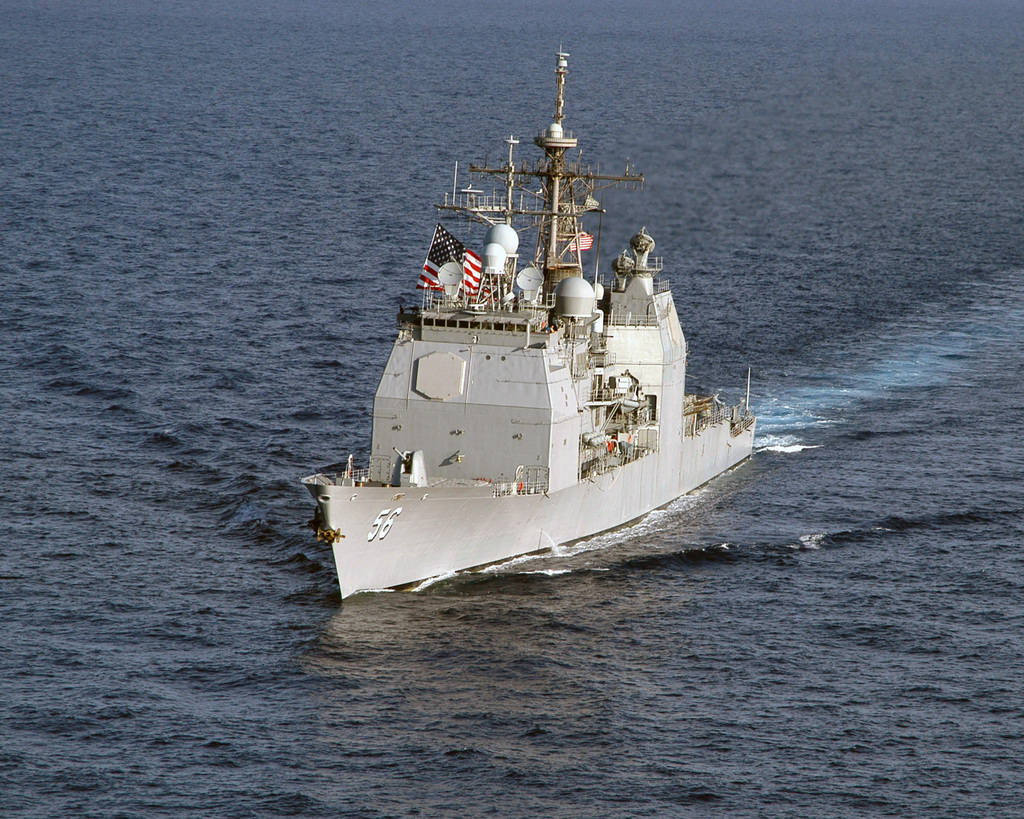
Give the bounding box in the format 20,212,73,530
545,122,564,139
484,223,519,255
482,242,507,275
554,276,596,319
437,261,463,287
516,266,544,293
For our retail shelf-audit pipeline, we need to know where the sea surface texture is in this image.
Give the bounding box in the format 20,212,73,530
3,1,1023,816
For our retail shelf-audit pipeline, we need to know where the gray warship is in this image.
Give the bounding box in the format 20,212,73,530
302,53,756,598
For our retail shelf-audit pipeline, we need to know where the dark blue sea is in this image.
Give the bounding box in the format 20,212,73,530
3,1,1023,816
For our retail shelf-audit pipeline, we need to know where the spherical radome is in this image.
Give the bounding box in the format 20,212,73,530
554,276,596,318
484,223,519,255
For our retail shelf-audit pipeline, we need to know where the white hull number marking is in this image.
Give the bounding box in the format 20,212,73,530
367,507,403,541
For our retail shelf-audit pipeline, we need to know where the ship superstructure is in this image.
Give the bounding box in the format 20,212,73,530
302,53,755,598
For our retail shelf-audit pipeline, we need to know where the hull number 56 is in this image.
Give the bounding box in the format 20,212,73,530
368,507,402,541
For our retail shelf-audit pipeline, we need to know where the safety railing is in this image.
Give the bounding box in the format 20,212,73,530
493,465,550,497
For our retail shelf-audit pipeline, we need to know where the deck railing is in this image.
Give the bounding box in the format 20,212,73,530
493,465,550,497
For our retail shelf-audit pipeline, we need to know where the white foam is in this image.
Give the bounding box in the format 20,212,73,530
755,433,821,454
477,552,550,575
519,569,573,577
408,569,458,592
756,433,799,448
791,532,826,550
759,443,821,454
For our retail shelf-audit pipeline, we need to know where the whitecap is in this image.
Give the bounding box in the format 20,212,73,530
795,533,826,549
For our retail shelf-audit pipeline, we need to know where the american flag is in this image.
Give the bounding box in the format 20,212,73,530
462,248,482,296
568,232,594,252
419,223,465,291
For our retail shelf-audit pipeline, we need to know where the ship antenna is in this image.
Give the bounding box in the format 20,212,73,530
554,50,569,125
504,134,518,222
592,196,605,285
535,51,578,290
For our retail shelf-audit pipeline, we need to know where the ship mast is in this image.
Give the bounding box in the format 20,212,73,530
534,51,581,290
504,134,518,221
436,52,644,301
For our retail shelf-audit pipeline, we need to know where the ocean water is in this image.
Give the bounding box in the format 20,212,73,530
3,1,1023,816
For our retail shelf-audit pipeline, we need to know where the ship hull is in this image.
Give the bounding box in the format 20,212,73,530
304,420,754,598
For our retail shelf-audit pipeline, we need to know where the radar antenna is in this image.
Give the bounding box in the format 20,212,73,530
436,51,644,299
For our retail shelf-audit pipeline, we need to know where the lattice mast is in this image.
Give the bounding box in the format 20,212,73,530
436,52,644,300
533,51,580,290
